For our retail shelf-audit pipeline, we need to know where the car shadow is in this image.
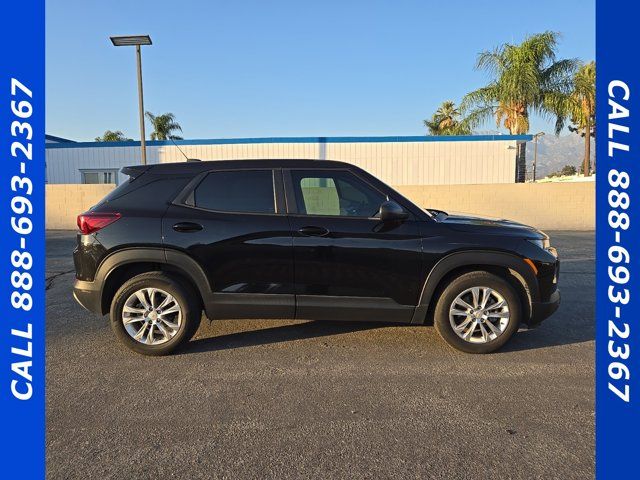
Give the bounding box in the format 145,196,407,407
499,291,594,353
176,302,593,355
176,320,383,355
500,316,594,353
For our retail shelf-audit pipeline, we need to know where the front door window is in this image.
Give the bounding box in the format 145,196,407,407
291,170,387,218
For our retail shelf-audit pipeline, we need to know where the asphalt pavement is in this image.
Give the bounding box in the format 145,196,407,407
45,231,594,479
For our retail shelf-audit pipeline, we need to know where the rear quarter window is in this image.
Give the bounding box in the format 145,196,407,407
99,176,192,209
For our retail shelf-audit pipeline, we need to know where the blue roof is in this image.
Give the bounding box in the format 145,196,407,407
45,134,76,143
45,134,532,149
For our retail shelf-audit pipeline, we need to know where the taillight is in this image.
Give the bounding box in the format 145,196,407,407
76,212,121,234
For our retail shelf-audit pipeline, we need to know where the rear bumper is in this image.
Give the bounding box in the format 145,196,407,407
529,289,560,327
73,279,103,314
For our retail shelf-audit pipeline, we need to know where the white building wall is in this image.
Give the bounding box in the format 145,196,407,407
45,136,525,185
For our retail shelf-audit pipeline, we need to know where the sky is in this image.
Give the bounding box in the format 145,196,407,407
46,0,595,141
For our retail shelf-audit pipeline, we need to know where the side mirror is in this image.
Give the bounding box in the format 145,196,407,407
379,200,409,222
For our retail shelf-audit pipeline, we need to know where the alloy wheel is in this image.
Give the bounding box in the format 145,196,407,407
449,286,510,344
122,288,182,345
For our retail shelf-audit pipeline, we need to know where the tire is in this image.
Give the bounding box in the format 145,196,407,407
434,271,522,354
110,272,201,356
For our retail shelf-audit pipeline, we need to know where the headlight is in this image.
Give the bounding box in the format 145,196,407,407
528,238,550,250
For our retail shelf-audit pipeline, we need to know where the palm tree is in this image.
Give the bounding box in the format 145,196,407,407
424,101,471,135
145,112,183,140
95,130,132,142
564,61,596,176
461,31,578,181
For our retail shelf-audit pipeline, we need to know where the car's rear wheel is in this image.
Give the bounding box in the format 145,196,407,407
110,272,201,356
434,271,522,354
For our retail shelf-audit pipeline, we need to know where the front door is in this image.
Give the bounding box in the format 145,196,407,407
285,168,424,322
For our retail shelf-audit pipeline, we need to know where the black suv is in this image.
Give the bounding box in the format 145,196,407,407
73,160,560,355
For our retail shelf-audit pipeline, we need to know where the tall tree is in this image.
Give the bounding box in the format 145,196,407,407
424,101,471,135
95,130,132,142
461,31,578,181
145,112,183,140
564,61,596,176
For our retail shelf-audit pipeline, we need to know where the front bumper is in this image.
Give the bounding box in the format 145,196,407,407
529,289,561,327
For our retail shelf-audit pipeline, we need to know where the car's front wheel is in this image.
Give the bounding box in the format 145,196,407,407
110,272,201,356
434,271,522,354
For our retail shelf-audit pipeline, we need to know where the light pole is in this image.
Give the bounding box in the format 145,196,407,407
110,35,152,165
532,132,545,182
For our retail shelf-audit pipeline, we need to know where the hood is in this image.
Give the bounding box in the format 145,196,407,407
429,210,546,239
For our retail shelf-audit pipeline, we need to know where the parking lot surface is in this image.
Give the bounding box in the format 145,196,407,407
46,231,594,479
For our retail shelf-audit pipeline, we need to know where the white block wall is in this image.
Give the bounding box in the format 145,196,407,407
45,136,526,186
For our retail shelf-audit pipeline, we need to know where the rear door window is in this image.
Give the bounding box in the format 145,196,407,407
194,170,275,214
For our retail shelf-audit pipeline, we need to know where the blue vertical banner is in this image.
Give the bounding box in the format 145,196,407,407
0,0,46,478
596,0,639,478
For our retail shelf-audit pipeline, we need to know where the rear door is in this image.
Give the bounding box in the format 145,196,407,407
284,168,424,322
162,168,295,319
